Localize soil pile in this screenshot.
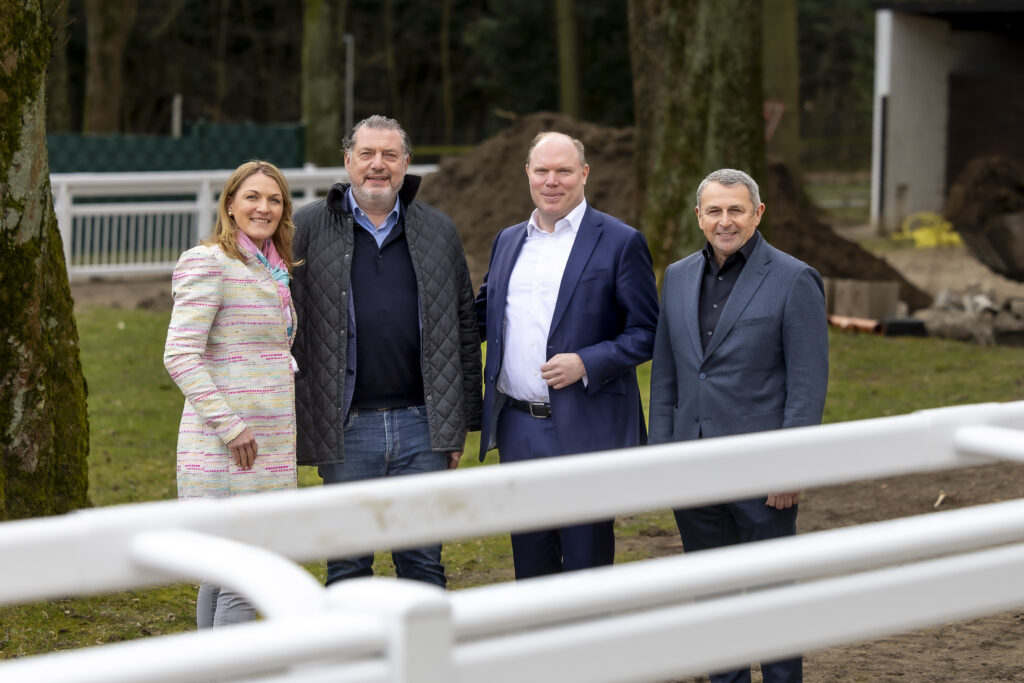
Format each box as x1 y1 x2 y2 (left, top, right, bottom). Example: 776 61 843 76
419 112 931 312
946 156 1024 282
767 162 932 312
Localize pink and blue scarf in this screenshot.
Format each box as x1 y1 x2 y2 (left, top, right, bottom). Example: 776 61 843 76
236 231 293 337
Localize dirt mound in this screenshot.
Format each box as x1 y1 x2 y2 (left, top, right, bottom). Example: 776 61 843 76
419 112 931 313
767 163 932 312
946 156 1024 282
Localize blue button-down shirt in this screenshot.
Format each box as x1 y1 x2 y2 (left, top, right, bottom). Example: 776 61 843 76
346 187 401 248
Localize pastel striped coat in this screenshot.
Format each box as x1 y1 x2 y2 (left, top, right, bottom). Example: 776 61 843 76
164 244 297 499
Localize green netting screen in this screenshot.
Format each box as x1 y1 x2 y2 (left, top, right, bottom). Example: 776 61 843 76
47 122 305 173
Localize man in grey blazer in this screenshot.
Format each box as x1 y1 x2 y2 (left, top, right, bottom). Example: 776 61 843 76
648 168 828 683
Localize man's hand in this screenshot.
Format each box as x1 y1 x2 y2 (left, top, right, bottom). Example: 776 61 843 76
541 353 586 390
766 491 799 510
447 431 467 470
227 427 258 470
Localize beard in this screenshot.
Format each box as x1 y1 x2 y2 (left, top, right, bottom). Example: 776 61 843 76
351 176 404 213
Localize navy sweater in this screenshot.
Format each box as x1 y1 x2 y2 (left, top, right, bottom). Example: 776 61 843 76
350 216 424 409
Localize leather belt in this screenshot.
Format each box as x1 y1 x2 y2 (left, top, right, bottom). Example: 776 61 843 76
504 396 552 418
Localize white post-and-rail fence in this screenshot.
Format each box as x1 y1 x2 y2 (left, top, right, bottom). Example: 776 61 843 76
50 165 438 281
3 402 1024 682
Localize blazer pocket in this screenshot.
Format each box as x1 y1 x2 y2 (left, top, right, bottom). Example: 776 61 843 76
597 375 626 395
737 315 772 327
579 268 611 283
739 409 784 433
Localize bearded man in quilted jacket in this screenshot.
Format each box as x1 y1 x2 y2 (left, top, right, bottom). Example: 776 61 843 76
291 115 482 588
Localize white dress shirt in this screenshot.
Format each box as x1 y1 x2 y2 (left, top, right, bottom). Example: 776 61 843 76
497 200 588 402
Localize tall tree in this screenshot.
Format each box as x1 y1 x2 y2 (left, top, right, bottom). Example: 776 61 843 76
0 0 90 520
629 0 765 276
212 0 230 123
383 0 401 121
556 0 580 119
798 0 874 170
303 0 348 165
439 0 454 146
43 0 70 131
763 0 800 173
82 0 136 132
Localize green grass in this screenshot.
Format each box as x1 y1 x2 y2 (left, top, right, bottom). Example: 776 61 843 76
3 306 1024 658
823 332 1024 422
80 308 181 506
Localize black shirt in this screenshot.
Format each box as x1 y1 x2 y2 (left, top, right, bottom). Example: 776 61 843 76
698 231 761 351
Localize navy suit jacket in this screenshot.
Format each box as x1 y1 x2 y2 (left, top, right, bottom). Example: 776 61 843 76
476 205 659 460
649 234 828 444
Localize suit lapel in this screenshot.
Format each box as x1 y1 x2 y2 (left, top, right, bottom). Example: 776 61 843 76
703 236 771 358
682 256 706 360
550 207 601 336
491 223 529 329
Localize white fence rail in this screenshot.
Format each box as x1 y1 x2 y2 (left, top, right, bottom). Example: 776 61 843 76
3 401 1024 682
51 165 438 280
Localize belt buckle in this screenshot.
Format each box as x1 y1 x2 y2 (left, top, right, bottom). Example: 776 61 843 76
529 402 548 418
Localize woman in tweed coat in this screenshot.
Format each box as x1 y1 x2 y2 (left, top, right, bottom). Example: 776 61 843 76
164 160 298 628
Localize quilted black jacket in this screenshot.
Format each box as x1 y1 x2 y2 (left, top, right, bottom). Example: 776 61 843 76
291 175 482 465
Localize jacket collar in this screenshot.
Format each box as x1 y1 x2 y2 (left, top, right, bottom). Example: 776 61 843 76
326 174 423 214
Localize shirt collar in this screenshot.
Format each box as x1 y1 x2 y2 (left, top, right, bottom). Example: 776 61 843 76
528 199 588 237
701 229 761 267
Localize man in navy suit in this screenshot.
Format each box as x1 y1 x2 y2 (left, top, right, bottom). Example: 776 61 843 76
476 132 659 579
649 168 829 683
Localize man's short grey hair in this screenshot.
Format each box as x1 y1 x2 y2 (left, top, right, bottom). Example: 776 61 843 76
696 168 761 208
526 132 587 167
342 115 412 158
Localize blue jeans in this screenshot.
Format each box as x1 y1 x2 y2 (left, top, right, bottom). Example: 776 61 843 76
318 405 448 588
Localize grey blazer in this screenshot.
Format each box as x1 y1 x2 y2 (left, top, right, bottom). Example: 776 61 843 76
648 234 829 444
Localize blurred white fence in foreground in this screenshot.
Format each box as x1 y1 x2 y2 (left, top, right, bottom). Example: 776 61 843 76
3 401 1024 682
50 165 438 280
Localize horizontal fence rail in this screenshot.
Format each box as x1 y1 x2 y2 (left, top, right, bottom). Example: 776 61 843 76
2 401 1024 682
50 165 439 280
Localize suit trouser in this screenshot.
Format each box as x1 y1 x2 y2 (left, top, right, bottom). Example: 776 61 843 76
674 498 801 683
496 406 615 579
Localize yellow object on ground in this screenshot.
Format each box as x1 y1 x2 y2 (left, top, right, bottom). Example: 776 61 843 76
892 212 962 248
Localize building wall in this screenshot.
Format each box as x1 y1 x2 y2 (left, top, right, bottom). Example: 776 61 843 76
879 12 951 233
873 10 1024 233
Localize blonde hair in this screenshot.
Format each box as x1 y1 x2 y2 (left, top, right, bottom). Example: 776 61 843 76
205 160 298 272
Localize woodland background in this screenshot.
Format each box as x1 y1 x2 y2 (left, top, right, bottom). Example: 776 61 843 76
44 0 874 171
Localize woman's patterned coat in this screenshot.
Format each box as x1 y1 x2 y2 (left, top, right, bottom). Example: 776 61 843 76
164 244 297 499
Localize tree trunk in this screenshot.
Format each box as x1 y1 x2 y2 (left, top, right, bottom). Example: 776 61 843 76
82 0 137 133
0 0 90 520
630 0 766 276
212 0 230 123
43 0 70 131
763 0 800 173
384 0 401 122
303 0 348 166
556 0 580 120
440 0 454 146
